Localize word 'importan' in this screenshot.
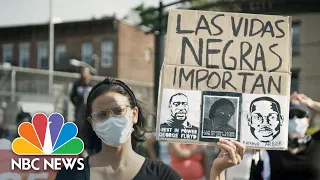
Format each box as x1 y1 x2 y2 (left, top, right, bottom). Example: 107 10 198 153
172 66 283 94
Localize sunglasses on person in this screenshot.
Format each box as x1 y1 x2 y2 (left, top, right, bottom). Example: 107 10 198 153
289 110 308 119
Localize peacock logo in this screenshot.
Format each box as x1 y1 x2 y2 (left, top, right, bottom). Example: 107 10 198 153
12 113 84 155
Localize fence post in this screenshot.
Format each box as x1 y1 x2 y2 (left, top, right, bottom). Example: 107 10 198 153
11 70 16 102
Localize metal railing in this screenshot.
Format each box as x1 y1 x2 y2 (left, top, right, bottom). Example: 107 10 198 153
0 65 155 132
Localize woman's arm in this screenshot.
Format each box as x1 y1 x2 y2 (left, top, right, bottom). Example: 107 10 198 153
146 134 160 160
209 139 246 180
210 169 225 180
168 143 202 159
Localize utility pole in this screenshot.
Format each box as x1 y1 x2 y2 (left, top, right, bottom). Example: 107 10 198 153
48 0 54 94
154 0 164 109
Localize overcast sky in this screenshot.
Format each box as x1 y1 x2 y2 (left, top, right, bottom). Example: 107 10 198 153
0 0 177 27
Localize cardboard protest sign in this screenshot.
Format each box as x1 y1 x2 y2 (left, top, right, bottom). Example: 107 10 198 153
156 9 292 150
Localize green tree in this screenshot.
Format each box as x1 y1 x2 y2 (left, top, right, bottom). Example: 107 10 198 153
187 0 241 12
126 1 240 33
126 3 168 31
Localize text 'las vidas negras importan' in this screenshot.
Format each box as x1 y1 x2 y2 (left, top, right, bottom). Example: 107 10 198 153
163 12 290 95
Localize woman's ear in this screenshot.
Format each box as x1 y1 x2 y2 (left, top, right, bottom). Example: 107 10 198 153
88 117 93 125
132 107 139 124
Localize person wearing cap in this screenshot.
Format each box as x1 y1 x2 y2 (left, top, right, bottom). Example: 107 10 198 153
250 94 320 180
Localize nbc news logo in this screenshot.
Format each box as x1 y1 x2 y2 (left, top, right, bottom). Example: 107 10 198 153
11 113 84 171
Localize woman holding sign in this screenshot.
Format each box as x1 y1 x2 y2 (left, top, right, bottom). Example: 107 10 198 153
55 77 246 180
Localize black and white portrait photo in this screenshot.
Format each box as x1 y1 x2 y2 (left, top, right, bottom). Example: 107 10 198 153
158 88 201 140
241 94 288 149
200 92 241 141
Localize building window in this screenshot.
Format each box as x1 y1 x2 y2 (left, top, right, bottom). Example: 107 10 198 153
55 44 67 64
292 23 300 56
2 44 13 64
101 41 113 68
81 42 93 65
37 42 48 69
19 43 30 67
291 69 300 93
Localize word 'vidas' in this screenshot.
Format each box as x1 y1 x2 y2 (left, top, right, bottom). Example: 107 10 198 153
176 14 286 38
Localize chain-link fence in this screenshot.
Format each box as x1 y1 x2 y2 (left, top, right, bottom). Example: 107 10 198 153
0 65 155 135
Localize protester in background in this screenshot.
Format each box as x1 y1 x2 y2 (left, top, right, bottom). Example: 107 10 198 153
14 111 32 139
250 93 320 180
56 77 246 180
168 143 210 180
70 67 94 125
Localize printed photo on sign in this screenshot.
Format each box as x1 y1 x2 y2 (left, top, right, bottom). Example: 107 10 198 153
200 92 241 142
241 94 289 149
158 88 201 140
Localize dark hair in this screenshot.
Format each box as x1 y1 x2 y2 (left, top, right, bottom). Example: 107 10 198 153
169 93 188 105
249 96 281 115
209 98 235 119
16 112 32 124
82 77 147 153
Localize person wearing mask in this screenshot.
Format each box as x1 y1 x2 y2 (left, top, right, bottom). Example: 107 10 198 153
56 77 246 180
70 67 94 125
250 94 320 180
169 143 210 180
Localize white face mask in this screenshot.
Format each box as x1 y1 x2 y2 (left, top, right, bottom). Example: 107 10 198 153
288 116 308 135
93 113 133 147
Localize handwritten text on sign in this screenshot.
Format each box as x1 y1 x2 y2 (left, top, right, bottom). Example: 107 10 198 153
163 10 291 95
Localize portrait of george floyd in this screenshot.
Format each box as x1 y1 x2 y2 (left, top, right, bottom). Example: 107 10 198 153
158 89 201 140
241 94 288 149
200 92 241 142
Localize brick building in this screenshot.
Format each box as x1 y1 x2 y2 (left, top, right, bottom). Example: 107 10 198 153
0 17 155 83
